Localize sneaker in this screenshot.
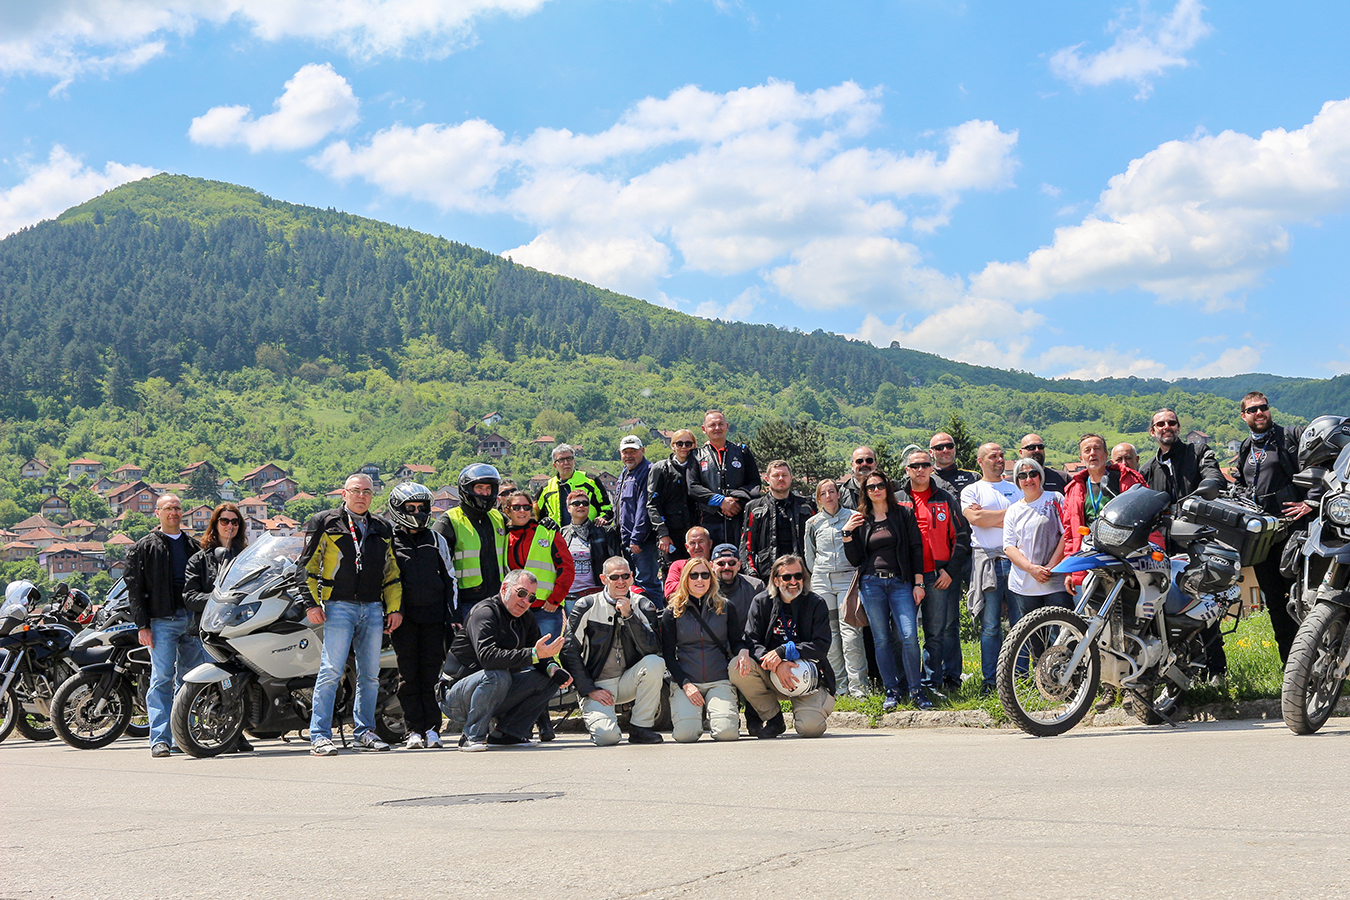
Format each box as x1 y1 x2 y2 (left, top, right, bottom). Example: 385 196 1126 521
458 735 488 752
882 692 901 713
404 731 425 750
151 742 171 758
425 730 443 749
352 731 390 752
911 690 935 711
627 725 664 745
486 733 539 747
758 712 786 739
311 738 338 757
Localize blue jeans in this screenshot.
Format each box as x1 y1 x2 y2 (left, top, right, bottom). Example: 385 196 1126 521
147 609 203 747
858 575 922 697
627 541 662 607
309 601 383 742
979 557 1023 689
532 608 565 644
920 570 960 689
441 668 557 742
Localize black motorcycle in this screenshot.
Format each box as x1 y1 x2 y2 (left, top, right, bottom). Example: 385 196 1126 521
50 579 152 750
0 582 96 744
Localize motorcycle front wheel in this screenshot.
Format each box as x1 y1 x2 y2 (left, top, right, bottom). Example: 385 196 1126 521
171 681 245 758
1282 602 1350 735
0 688 17 743
51 671 133 750
997 606 1100 737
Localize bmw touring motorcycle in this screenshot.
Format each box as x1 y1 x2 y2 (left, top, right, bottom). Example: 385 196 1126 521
997 485 1279 736
0 582 97 744
1281 416 1350 734
170 533 405 757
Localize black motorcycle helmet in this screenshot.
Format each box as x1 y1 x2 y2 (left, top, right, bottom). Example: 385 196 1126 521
388 481 434 531
458 463 502 513
1298 416 1350 469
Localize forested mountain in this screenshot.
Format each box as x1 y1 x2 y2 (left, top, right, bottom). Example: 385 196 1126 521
0 174 1342 502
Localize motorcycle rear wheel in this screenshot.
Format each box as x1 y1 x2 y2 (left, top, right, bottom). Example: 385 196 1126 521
0 688 16 744
14 710 56 741
171 681 245 758
1282 602 1350 735
997 606 1100 737
51 671 133 750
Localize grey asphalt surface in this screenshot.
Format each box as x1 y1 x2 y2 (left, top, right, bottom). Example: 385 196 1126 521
3 719 1348 900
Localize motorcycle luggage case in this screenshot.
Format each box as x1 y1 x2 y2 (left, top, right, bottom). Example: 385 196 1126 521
1178 497 1281 566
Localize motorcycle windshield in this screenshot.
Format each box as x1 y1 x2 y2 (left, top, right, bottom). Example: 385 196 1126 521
1335 444 1350 482
1093 486 1170 555
216 533 307 594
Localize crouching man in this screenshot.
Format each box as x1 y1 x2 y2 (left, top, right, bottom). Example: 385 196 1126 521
439 570 571 751
729 554 836 738
563 557 667 745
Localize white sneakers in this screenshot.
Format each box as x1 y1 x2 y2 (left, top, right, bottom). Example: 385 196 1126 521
352 731 390 752
404 731 425 750
311 738 338 757
425 730 443 749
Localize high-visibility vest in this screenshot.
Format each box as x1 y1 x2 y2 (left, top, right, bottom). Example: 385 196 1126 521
523 523 558 601
447 506 507 589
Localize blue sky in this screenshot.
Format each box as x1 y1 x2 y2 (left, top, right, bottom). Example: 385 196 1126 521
3 1 1349 380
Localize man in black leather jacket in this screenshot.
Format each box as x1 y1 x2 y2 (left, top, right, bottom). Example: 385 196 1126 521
688 410 761 548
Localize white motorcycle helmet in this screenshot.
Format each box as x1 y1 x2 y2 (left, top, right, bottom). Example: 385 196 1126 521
770 658 820 697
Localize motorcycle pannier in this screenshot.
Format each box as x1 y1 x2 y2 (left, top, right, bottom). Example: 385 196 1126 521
1178 497 1281 566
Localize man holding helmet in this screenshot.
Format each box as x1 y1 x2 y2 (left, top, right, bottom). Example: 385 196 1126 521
729 554 835 739
434 464 510 620
387 482 457 749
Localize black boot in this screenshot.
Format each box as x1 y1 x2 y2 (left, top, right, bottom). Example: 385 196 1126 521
743 704 764 738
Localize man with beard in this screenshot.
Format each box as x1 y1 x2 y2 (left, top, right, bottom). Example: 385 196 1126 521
711 543 764 613
741 460 815 579
1019 433 1069 494
1233 392 1312 662
838 446 894 511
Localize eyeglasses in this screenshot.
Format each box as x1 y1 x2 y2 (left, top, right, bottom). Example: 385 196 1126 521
853 456 875 465
606 571 633 580
930 442 955 452
673 440 695 448
688 571 712 581
906 461 932 470
160 506 182 512
1243 403 1269 414
777 572 805 582
218 517 241 527
1015 471 1041 482
568 499 589 507
554 456 575 463
1021 443 1045 452
866 482 888 492
1153 419 1179 428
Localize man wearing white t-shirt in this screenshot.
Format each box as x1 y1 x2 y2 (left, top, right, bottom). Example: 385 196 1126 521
960 443 1022 696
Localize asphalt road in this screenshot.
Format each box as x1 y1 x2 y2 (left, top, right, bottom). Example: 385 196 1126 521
3 719 1348 899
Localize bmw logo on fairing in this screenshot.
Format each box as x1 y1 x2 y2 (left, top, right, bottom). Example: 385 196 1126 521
299 638 309 649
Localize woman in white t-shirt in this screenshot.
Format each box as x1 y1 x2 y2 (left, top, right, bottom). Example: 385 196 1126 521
1002 458 1071 613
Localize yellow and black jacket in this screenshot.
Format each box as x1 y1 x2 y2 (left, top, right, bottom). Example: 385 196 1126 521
298 507 402 613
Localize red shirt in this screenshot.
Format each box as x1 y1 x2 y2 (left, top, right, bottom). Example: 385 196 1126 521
910 486 936 572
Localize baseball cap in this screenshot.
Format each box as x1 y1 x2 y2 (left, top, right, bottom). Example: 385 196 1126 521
619 435 644 450
711 543 739 560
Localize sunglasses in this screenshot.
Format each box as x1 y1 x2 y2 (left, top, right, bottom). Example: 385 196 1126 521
777 572 805 582
930 442 955 452
1243 403 1269 414
853 456 875 465
568 499 590 507
403 503 428 512
1015 471 1041 482
509 503 533 511
906 461 932 470
688 571 712 581
866 482 888 492
713 559 738 567
673 440 695 448
218 517 241 527
606 572 633 580
1021 443 1045 452
1153 419 1179 428
511 588 533 599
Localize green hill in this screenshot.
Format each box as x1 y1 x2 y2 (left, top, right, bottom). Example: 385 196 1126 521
0 174 1341 508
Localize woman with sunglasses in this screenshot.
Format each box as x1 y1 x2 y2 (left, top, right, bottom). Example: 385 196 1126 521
504 490 575 740
1002 458 1071 613
842 471 931 711
645 428 700 568
183 502 251 752
562 488 617 614
660 558 744 742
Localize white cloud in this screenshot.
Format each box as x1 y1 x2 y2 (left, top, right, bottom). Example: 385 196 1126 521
1040 182 1062 197
189 63 359 152
0 0 553 87
1049 0 1212 99
767 236 963 311
695 286 762 322
970 97 1350 308
310 80 1018 300
0 145 159 237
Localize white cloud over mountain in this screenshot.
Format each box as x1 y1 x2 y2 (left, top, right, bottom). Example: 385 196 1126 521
0 146 158 238
189 63 359 152
1049 0 1212 100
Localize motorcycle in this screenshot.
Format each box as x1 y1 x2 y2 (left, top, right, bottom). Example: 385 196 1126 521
50 579 153 749
170 533 406 757
997 484 1279 736
1281 417 1350 734
0 582 99 744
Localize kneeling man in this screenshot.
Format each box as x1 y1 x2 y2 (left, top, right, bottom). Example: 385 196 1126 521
563 557 667 745
440 570 571 751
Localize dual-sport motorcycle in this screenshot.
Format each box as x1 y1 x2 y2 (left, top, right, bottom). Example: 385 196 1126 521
0 581 97 744
1281 416 1350 734
997 484 1280 736
170 533 406 757
50 578 153 749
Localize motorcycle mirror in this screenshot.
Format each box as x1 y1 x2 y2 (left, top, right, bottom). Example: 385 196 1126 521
54 583 69 598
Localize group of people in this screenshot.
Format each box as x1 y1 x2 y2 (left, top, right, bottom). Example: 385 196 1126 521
123 393 1315 755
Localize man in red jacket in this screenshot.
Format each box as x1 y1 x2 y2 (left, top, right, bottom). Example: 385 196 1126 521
1061 433 1148 590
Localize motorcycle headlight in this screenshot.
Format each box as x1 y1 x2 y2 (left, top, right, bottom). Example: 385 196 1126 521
1093 519 1134 551
1326 494 1350 527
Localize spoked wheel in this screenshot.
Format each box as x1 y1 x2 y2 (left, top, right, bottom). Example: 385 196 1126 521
997 606 1100 737
0 688 17 744
51 671 134 750
170 681 245 758
1282 602 1350 735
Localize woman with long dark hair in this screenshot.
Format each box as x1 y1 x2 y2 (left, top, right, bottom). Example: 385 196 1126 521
842 471 931 711
184 502 250 751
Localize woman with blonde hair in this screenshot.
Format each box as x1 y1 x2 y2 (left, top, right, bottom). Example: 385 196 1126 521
659 556 744 742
